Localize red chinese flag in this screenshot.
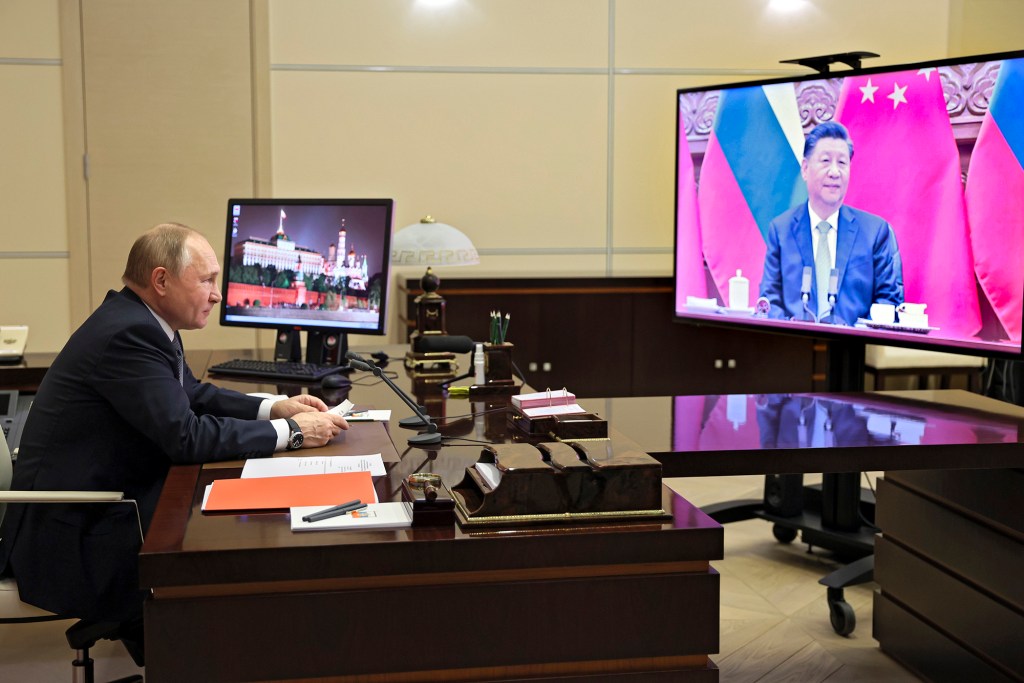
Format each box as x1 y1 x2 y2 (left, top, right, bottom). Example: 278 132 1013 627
836 69 981 339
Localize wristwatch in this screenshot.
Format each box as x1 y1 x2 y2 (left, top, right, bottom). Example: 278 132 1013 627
284 418 304 451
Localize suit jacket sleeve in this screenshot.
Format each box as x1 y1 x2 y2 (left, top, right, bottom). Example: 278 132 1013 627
90 322 277 463
759 219 787 319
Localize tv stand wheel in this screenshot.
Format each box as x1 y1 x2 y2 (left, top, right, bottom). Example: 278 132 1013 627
772 524 798 544
827 594 856 636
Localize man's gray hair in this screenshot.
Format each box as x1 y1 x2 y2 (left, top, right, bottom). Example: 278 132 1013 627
122 222 198 288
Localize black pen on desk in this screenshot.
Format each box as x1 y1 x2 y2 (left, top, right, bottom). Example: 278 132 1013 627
301 498 361 523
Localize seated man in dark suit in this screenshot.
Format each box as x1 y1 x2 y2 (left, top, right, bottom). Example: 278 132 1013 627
759 121 901 324
0 223 350 664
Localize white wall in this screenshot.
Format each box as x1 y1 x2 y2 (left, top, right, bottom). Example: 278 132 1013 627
3 0 1022 351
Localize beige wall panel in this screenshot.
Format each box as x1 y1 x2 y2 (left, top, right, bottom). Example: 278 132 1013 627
271 71 608 251
615 0 951 69
0 65 67 252
612 74 751 252
611 252 672 276
0 0 60 57
0 259 69 353
270 0 608 68
948 0 1024 56
181 320 273 353
79 0 256 329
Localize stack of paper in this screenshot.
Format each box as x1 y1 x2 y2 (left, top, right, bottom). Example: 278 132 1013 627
512 389 587 417
512 389 576 409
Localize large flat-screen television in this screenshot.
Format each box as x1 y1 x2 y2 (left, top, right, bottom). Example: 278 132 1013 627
220 198 394 363
674 50 1024 359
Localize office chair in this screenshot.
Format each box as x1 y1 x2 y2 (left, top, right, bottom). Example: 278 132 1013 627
0 432 144 683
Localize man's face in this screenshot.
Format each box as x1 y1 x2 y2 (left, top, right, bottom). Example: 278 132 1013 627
163 237 222 330
801 137 851 216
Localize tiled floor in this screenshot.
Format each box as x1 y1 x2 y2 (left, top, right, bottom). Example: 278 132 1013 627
0 472 916 682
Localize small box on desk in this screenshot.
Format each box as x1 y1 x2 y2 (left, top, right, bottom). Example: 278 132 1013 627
400 473 456 526
507 408 608 439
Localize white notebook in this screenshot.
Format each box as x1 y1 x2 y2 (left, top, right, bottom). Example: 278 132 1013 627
290 502 413 532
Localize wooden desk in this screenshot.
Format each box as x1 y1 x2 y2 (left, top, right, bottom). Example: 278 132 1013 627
595 390 1024 682
138 349 724 682
0 352 55 392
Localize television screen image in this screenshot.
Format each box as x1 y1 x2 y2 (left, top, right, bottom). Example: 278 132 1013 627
674 50 1024 357
220 198 393 340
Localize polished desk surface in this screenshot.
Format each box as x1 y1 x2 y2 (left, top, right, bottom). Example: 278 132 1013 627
141 346 722 588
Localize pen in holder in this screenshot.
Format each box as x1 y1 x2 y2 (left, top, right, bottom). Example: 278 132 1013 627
483 342 514 385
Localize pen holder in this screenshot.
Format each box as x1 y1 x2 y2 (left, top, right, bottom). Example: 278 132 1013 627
484 343 514 385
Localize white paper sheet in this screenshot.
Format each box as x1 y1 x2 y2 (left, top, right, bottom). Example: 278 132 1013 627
241 454 386 478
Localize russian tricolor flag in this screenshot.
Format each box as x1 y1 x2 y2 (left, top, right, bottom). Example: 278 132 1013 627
697 84 807 301
966 58 1024 343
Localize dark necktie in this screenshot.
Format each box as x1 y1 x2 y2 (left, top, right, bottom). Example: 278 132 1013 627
815 221 832 316
173 334 184 387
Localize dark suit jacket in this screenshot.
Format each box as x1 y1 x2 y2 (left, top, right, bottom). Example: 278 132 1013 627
759 204 900 324
0 288 277 622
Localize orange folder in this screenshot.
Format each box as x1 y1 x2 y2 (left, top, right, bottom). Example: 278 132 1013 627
203 471 377 513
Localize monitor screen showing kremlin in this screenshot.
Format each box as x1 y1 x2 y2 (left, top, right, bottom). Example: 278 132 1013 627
219 198 393 337
673 49 1024 358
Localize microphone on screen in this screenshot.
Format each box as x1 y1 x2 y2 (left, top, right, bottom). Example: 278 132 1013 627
801 266 815 322
826 268 842 325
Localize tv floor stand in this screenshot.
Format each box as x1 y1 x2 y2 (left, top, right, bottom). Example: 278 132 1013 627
700 338 875 636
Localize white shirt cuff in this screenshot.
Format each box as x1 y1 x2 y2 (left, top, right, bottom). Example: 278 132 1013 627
270 418 289 452
259 398 290 452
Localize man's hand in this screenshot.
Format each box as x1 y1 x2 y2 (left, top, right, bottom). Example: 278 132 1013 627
270 394 329 419
290 411 349 448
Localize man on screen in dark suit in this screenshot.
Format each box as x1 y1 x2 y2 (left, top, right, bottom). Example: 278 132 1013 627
0 223 349 665
759 121 901 324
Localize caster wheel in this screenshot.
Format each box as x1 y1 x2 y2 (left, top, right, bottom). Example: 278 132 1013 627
828 599 856 636
772 524 798 543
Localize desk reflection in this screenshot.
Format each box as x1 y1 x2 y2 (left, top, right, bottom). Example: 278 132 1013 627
673 392 1020 453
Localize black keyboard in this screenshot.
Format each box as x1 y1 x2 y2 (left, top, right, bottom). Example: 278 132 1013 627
207 359 347 382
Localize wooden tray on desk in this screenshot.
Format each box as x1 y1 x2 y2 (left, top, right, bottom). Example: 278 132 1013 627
204 420 400 469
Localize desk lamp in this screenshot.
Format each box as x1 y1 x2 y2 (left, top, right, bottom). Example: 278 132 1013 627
391 216 479 348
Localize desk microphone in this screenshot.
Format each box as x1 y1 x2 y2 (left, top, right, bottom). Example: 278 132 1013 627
345 350 430 428
800 266 815 322
345 352 441 444
826 268 840 323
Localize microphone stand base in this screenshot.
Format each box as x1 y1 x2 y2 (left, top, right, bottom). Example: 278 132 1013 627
407 431 443 445
399 415 432 429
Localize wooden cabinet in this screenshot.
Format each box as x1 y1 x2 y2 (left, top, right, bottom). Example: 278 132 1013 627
401 277 822 397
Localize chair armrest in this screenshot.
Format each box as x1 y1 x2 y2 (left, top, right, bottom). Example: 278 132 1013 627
0 491 124 503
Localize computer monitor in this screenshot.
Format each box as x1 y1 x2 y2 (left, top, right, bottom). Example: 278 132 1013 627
674 49 1024 360
220 198 394 364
